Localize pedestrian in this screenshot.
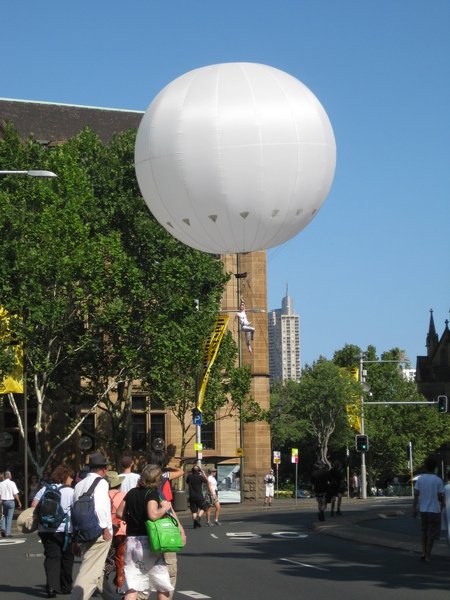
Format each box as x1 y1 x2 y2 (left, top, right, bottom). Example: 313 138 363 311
350 472 358 498
442 470 450 547
150 440 184 503
119 456 141 493
311 461 330 522
29 474 40 505
150 440 184 599
329 460 345 516
71 452 113 600
0 470 22 537
115 463 186 600
263 469 275 507
206 468 221 526
186 465 208 528
0 472 4 535
412 455 444 562
105 470 127 592
31 464 75 598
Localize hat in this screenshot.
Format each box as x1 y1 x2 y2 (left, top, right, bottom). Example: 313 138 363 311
88 452 109 468
105 470 122 489
16 507 39 534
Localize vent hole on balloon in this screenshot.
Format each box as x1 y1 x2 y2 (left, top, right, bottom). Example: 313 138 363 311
271 210 279 217
240 212 249 219
208 215 218 222
182 218 191 226
296 208 304 216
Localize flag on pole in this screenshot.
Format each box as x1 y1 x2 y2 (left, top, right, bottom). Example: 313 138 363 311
341 366 361 433
197 314 229 411
0 306 24 394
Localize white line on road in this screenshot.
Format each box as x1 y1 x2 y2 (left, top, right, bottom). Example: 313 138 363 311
280 558 330 571
178 591 211 599
0 538 26 546
272 531 309 539
226 532 261 539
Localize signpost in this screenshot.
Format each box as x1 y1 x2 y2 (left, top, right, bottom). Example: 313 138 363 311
291 448 299 503
273 451 281 497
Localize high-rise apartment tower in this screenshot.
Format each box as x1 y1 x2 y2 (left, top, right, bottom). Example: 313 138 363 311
268 287 301 384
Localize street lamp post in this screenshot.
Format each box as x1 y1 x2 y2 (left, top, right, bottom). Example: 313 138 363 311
0 170 57 178
1 167 57 506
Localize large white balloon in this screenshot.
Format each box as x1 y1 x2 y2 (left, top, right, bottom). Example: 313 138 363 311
135 62 336 254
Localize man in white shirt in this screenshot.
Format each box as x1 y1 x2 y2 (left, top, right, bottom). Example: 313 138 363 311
119 456 140 493
413 456 444 562
71 452 112 600
0 470 22 537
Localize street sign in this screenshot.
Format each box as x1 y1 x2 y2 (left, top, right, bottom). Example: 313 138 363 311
192 408 202 426
273 451 281 464
291 448 298 464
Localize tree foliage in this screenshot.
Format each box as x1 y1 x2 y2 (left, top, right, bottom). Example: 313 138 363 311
270 343 450 486
0 123 244 471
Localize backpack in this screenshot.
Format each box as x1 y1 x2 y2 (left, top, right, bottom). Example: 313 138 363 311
72 477 103 543
37 484 68 530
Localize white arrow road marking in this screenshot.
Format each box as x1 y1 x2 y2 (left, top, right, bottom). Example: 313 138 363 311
272 531 309 539
226 532 261 539
281 558 330 571
178 592 211 599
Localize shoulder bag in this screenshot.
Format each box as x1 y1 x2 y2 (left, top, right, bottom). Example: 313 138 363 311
145 489 184 553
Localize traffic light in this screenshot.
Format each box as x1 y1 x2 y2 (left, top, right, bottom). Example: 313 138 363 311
437 395 448 413
355 434 369 452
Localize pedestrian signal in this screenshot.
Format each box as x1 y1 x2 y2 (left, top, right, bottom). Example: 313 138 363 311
355 434 369 453
437 395 448 413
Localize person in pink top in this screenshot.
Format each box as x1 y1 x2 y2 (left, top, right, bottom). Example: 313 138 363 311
106 471 127 591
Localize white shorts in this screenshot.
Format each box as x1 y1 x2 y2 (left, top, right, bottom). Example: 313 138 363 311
265 484 274 497
123 535 174 594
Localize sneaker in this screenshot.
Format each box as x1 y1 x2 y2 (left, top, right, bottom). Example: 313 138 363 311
336 510 342 516
214 520 221 526
193 520 198 529
206 522 213 527
195 518 202 528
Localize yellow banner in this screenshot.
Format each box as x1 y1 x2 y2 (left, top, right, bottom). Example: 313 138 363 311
345 403 362 433
341 367 361 432
197 314 229 411
0 307 24 394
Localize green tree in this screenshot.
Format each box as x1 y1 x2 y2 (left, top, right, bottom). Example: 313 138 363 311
362 348 450 485
270 359 358 471
0 124 243 472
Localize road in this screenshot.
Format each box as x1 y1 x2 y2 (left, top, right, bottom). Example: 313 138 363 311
1 499 449 599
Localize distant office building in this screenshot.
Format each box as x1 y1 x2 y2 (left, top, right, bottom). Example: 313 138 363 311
401 368 416 382
268 287 301 384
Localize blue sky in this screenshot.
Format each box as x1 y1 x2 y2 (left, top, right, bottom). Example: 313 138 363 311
2 0 449 367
